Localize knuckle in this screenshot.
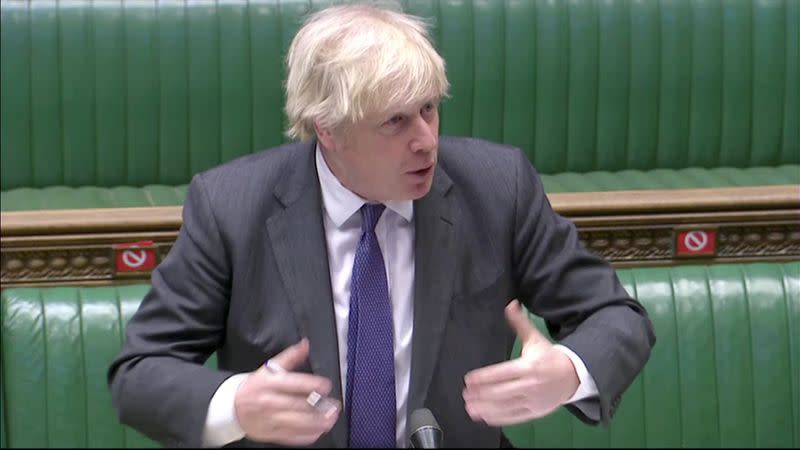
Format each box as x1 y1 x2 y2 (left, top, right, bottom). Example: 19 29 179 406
521 358 536 373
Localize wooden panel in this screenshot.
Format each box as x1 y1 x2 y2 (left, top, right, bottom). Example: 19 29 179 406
2 185 798 287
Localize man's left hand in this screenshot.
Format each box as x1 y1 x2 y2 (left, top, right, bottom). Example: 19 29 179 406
462 299 580 426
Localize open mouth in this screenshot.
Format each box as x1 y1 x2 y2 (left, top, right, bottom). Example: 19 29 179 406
408 164 434 177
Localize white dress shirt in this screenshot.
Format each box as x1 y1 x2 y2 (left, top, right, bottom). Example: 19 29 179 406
202 146 599 447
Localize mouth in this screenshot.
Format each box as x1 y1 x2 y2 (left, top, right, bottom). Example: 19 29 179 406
407 163 435 177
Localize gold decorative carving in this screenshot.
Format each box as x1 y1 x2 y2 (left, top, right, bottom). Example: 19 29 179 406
2 185 798 287
717 225 800 257
1 247 113 284
579 229 673 261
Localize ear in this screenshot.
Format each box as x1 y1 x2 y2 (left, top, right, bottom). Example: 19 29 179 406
314 121 337 152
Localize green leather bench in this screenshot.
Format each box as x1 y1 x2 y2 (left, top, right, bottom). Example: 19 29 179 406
2 261 798 448
2 0 797 211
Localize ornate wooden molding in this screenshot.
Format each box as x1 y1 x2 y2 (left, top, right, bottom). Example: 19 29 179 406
576 220 800 268
3 185 798 287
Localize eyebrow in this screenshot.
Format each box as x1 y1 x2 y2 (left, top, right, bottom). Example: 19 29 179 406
385 99 438 116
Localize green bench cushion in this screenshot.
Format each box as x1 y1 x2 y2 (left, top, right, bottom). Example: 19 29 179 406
2 261 798 447
0 285 158 448
2 0 798 193
505 261 800 448
543 164 799 193
1 185 188 211
2 165 797 211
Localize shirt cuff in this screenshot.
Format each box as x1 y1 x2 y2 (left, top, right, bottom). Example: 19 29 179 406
202 373 249 447
552 344 599 404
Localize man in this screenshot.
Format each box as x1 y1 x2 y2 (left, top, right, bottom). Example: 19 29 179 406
108 3 655 448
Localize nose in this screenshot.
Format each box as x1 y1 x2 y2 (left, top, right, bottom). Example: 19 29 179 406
409 115 437 153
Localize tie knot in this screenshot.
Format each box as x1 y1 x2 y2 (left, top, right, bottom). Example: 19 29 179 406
360 203 385 233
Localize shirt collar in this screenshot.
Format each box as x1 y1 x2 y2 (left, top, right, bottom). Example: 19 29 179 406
315 144 414 228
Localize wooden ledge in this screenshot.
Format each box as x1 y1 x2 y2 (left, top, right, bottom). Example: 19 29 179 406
550 184 799 216
2 185 797 235
1 206 183 236
2 185 798 287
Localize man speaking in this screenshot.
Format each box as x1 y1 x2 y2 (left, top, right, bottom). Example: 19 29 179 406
107 2 655 447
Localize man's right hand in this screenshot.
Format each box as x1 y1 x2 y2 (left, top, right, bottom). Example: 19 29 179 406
233 338 341 445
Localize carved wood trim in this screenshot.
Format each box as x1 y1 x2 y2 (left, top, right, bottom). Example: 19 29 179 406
3 185 798 288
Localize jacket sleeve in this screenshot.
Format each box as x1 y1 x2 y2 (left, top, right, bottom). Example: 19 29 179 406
510 149 656 425
107 173 236 447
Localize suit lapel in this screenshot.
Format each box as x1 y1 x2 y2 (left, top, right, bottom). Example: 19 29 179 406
407 167 458 418
265 142 347 447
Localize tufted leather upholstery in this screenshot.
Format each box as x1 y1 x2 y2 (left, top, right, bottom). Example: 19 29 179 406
1 0 797 210
505 261 800 448
1 261 798 447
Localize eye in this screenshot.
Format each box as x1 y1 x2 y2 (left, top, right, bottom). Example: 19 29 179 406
421 101 437 117
384 115 405 127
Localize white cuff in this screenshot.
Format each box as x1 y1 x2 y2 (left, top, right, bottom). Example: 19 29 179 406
202 373 249 447
553 344 599 403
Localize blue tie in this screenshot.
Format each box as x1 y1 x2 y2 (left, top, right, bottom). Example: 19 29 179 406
345 203 396 448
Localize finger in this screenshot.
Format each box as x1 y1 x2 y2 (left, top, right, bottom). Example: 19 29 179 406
467 400 552 427
266 372 333 397
262 391 333 412
270 338 311 372
504 300 544 344
262 412 338 446
271 409 339 435
279 421 339 447
462 376 532 403
464 397 526 423
281 430 331 446
463 376 568 424
464 358 530 386
463 388 527 413
272 392 342 419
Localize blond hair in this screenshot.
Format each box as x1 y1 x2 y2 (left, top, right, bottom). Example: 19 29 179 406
284 1 450 141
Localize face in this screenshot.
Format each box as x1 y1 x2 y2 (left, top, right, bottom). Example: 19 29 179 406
316 99 439 202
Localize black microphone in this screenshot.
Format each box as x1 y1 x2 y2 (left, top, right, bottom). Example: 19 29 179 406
408 408 443 448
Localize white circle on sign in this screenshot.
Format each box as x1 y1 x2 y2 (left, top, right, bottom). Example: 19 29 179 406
122 249 148 268
684 231 709 252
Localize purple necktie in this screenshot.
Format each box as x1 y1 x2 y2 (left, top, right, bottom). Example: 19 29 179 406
345 203 396 448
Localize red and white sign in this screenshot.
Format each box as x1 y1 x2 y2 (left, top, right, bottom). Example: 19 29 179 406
114 241 157 272
676 230 716 256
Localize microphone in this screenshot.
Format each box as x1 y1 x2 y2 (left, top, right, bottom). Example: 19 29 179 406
408 408 443 448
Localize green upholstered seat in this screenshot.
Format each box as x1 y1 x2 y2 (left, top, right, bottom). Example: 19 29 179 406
2 261 798 447
1 0 797 211
505 261 800 448
0 284 159 448
0 185 189 211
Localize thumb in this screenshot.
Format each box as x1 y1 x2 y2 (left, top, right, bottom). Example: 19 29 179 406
505 299 545 345
269 338 310 372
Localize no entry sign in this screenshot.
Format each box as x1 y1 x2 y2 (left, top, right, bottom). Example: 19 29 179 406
676 229 716 257
114 241 157 272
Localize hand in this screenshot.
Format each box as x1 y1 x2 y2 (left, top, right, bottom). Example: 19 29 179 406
234 338 341 445
462 299 580 426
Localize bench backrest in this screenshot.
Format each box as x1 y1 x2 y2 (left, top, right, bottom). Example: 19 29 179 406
2 0 798 191
1 261 798 447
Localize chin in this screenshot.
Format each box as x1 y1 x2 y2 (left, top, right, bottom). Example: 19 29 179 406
407 181 433 200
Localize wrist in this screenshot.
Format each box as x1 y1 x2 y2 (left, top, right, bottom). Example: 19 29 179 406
549 346 580 403
204 373 248 447
560 353 580 402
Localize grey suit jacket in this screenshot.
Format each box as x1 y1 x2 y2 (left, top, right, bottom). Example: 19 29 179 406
108 137 655 448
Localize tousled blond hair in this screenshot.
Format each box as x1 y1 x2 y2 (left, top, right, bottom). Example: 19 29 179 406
284 1 450 141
